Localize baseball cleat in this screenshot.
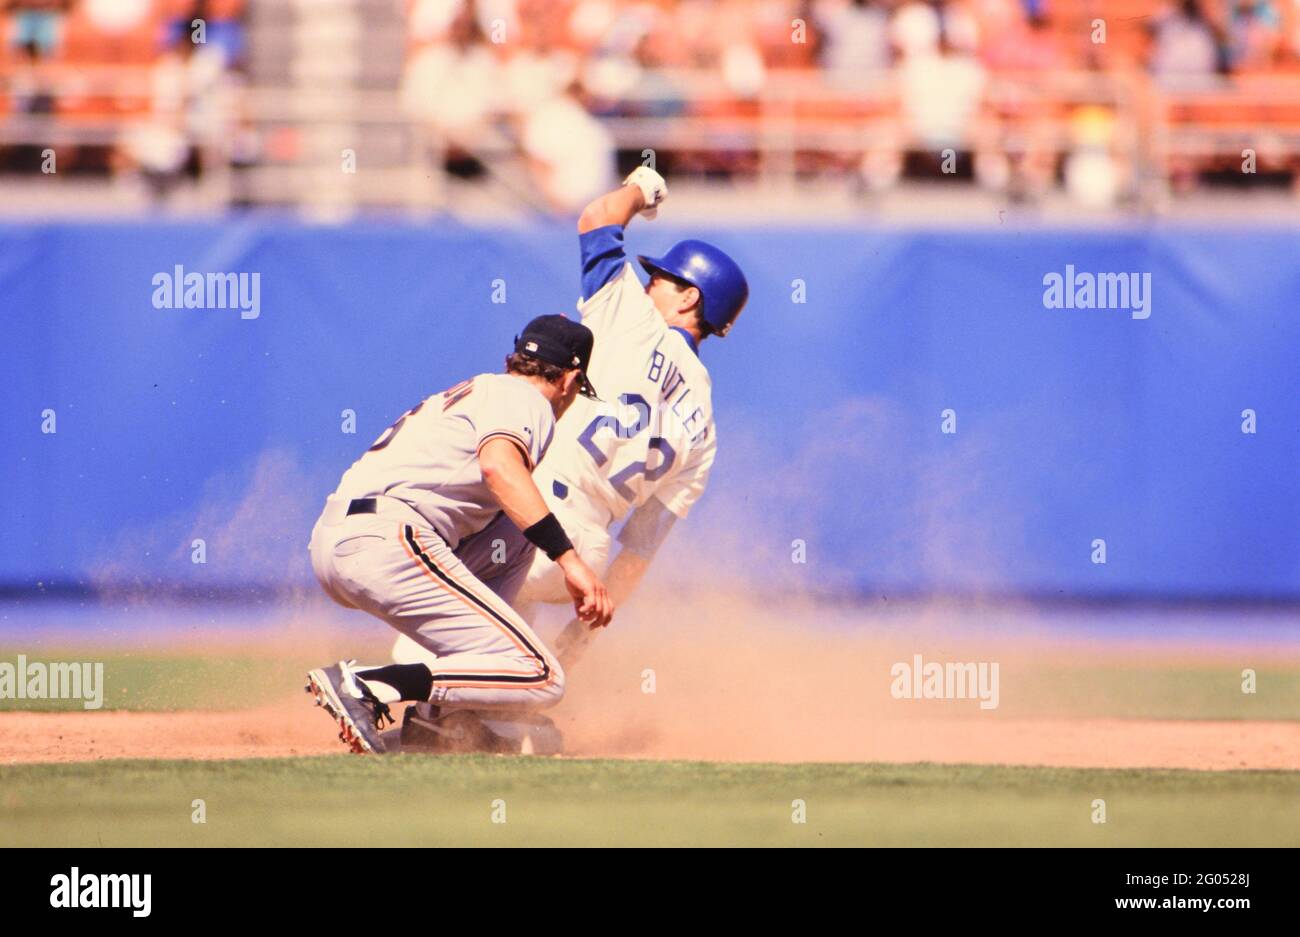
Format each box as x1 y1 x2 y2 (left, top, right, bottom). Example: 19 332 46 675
305 661 393 754
396 704 564 755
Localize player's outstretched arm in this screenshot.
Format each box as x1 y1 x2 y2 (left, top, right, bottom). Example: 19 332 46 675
604 548 652 607
577 184 644 234
552 549 651 669
480 438 613 627
577 167 667 233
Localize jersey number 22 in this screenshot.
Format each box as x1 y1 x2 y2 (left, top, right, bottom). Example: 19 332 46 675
577 393 675 499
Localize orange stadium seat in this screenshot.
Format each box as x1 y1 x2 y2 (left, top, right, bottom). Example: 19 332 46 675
60 7 161 65
51 5 160 121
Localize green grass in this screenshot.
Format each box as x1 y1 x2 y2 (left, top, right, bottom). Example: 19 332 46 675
1003 666 1300 721
0 653 319 712
1 757 1297 847
3 650 1295 847
4 652 1296 720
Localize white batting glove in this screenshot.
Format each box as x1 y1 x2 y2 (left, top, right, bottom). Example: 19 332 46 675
623 165 667 219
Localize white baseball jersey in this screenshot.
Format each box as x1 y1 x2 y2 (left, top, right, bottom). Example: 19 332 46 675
333 372 555 548
535 261 717 528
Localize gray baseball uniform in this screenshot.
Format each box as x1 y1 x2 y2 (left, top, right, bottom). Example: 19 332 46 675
309 372 565 710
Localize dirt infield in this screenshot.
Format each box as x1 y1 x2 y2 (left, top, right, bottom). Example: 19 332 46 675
0 704 339 764
2 702 1296 770
568 714 1300 770
3 592 1296 770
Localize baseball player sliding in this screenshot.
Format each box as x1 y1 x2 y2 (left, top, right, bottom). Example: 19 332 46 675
305 315 613 754
392 165 749 679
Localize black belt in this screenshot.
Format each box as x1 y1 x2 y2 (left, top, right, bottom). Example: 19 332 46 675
346 498 378 516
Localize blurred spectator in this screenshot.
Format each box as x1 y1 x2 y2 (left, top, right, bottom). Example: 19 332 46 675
1063 105 1125 209
977 8 1063 202
982 1 1059 71
9 37 55 114
894 4 986 151
720 41 766 97
521 88 615 209
83 0 150 33
815 0 891 74
1150 0 1228 82
891 0 943 58
401 8 501 153
3 0 73 58
116 30 231 201
1227 0 1283 70
162 1 248 69
6 37 56 172
402 0 615 206
5 0 1300 210
500 30 579 112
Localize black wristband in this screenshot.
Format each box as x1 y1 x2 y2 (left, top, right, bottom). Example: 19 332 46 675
523 513 574 561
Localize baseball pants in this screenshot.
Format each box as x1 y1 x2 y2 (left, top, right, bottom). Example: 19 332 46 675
389 493 611 666
310 495 564 710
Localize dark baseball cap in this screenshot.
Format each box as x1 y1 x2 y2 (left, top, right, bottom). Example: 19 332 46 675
514 314 599 400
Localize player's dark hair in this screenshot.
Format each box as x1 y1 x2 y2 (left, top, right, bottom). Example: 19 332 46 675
654 271 711 337
505 352 568 384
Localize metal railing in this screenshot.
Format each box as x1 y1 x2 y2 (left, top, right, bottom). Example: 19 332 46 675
4 63 1300 212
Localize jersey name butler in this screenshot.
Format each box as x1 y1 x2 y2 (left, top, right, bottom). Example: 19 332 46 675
648 347 710 446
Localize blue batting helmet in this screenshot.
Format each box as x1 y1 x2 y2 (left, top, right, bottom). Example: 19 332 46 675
638 240 749 337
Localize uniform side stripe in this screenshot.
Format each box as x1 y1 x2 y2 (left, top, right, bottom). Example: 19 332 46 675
402 525 552 686
399 526 535 661
412 524 545 648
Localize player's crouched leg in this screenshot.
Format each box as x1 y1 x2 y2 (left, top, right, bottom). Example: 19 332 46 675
308 495 370 609
399 524 568 712
310 498 567 711
389 509 546 678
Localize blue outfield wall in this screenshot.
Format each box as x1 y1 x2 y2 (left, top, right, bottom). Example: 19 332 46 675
2 219 1299 600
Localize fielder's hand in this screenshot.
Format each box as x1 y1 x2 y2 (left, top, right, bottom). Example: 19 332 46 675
623 166 667 219
556 551 614 629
